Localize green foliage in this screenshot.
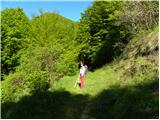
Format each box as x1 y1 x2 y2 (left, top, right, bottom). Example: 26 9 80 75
1 8 30 78
76 1 158 68
1 70 49 103
30 12 77 47
51 61 158 119
20 12 79 80
26 71 49 93
120 1 158 33
17 46 62 74
76 1 127 68
114 27 158 78
51 28 158 118
1 1 158 119
1 71 27 103
55 49 79 76
1 10 79 104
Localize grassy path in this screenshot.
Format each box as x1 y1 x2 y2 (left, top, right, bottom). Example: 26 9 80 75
51 65 120 96
50 64 158 119
2 64 158 119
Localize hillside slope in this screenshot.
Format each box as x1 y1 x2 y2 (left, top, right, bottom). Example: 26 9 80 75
52 27 158 94
1 27 158 118
51 27 159 118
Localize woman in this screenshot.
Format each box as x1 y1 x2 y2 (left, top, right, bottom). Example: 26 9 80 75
79 61 86 88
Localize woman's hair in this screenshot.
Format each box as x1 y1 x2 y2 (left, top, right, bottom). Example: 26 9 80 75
78 63 81 69
80 61 84 65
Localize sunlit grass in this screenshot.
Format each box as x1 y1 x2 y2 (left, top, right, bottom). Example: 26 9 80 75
51 65 119 96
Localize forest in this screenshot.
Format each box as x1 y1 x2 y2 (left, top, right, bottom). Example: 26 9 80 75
1 1 159 119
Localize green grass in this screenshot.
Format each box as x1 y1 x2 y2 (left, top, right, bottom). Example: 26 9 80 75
51 65 120 96
2 61 158 118
47 28 159 118
49 61 158 119
2 28 158 119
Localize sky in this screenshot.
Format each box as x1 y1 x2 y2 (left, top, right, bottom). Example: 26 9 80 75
1 0 93 21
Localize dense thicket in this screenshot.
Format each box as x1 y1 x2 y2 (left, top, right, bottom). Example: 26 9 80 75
20 12 79 77
76 1 158 68
120 1 158 33
1 8 30 79
1 11 79 102
76 1 124 68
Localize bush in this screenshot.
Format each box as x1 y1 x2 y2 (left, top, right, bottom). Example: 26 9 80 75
55 49 79 76
26 71 49 93
1 72 27 103
1 71 49 103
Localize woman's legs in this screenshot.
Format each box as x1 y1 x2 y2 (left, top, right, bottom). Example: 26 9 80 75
80 75 84 88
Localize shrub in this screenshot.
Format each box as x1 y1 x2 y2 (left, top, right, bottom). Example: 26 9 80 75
26 71 49 93
1 72 27 103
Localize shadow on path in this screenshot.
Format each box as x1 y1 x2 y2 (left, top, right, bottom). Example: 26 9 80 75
2 90 90 119
85 78 159 119
2 78 159 119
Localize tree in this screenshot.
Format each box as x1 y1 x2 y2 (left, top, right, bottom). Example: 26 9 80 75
1 8 30 79
76 1 158 69
76 1 125 68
